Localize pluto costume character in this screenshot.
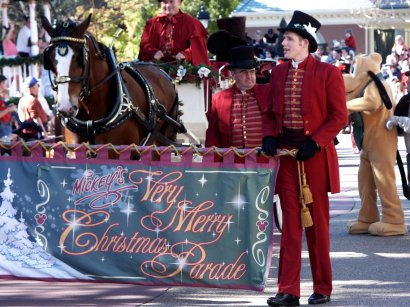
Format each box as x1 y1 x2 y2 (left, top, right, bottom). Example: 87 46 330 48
344 53 407 236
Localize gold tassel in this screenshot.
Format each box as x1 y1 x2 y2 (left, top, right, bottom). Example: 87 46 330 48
301 162 313 205
300 206 313 228
297 160 314 228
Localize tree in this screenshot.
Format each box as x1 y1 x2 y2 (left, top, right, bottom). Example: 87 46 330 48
7 0 242 61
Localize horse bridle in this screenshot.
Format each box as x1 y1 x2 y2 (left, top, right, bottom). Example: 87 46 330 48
47 34 92 100
46 28 188 146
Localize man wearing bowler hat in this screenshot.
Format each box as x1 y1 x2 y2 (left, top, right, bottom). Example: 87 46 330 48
260 11 347 306
205 46 269 148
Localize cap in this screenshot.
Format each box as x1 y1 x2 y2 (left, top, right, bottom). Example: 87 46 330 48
25 77 39 88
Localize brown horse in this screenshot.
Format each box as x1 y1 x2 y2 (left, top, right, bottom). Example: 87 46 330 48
42 15 187 149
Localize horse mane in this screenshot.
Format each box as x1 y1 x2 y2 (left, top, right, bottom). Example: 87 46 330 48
87 34 106 60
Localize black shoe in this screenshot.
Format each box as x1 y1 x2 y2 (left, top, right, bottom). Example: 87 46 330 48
267 293 300 306
308 292 331 304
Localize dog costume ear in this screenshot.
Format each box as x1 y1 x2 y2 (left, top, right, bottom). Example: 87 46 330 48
367 70 392 110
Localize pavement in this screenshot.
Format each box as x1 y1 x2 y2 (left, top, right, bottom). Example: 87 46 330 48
1 133 409 307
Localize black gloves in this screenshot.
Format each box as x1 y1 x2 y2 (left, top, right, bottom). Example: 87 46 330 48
261 136 278 156
296 138 320 161
262 136 319 159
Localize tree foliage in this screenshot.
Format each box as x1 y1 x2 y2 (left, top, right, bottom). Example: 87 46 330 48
6 0 241 61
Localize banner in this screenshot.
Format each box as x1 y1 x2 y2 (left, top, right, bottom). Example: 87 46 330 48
0 144 279 291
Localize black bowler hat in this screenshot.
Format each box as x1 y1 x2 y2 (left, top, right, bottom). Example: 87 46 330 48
278 10 321 53
226 46 257 70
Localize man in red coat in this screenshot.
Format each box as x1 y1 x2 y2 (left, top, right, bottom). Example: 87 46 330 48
138 0 210 66
260 11 347 306
205 46 269 148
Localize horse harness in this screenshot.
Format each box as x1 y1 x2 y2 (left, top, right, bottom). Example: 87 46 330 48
44 29 187 146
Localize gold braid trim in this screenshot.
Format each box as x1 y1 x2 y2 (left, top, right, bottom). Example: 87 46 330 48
50 36 86 44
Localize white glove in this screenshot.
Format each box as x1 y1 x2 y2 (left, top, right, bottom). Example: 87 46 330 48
386 116 398 130
386 115 410 132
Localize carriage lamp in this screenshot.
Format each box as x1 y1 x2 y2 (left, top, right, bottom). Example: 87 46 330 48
197 6 210 29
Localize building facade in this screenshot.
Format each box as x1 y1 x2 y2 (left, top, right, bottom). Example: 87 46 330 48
232 0 410 59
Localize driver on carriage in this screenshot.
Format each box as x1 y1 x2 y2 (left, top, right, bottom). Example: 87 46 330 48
138 0 210 66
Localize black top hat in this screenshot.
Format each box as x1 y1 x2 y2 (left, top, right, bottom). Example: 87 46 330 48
278 10 321 53
217 17 246 40
207 17 248 62
226 46 257 70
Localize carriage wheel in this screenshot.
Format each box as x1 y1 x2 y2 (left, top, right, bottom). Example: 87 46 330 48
273 194 282 233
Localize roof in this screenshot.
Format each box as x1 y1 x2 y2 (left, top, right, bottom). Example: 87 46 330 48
232 0 410 28
233 0 406 13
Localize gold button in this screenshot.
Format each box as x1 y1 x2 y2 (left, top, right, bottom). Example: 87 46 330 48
244 136 247 139
294 78 297 82
305 120 309 124
305 131 309 135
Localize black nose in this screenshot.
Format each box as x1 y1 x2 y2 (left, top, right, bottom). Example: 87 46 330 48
69 105 79 117
60 105 78 118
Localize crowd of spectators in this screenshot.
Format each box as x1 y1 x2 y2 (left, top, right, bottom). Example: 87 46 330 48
249 28 279 60
312 31 409 102
309 29 409 152
383 34 409 102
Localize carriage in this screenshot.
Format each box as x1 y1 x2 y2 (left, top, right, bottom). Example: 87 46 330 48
37 14 276 150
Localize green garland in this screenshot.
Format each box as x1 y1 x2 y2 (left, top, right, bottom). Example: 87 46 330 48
0 54 43 68
156 60 218 86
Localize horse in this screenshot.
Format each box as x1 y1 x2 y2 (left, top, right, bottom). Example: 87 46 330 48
41 14 188 153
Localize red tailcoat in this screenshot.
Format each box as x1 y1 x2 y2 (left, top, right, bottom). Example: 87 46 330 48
205 84 270 148
260 55 347 297
260 55 347 193
138 11 210 66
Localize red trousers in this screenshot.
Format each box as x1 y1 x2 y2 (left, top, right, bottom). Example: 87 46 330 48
275 150 332 297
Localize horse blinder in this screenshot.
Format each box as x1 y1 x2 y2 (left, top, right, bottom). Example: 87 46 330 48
43 46 55 71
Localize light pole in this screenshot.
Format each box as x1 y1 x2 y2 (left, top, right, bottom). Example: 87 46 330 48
197 6 210 29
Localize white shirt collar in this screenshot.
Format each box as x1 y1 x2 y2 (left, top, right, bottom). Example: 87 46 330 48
292 59 302 69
